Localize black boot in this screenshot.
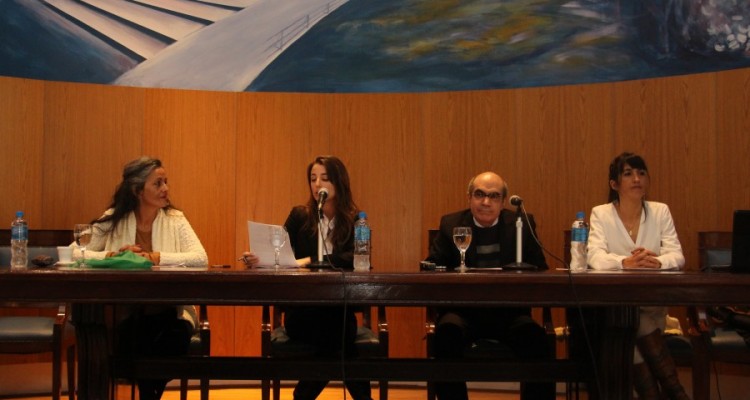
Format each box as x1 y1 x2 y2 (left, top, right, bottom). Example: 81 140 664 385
637 330 690 400
293 380 328 400
345 380 373 400
632 362 660 400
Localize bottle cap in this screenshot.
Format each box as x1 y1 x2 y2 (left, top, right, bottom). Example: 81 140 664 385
358 211 367 219
16 211 23 218
576 211 585 219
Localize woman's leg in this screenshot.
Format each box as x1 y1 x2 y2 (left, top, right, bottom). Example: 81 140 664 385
119 308 192 400
636 307 689 400
632 361 660 399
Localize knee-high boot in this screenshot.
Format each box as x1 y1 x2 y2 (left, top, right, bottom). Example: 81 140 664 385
632 362 660 400
636 330 690 400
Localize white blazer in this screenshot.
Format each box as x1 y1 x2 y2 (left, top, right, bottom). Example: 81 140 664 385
587 201 685 271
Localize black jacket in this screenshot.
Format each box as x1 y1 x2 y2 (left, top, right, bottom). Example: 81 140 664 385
426 208 547 270
284 205 354 269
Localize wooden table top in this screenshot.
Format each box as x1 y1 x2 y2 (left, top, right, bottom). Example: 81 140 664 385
1 267 747 306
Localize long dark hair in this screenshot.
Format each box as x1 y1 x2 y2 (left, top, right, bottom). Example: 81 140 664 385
303 155 358 249
92 156 175 235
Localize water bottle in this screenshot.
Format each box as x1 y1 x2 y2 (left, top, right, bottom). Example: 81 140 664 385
11 211 29 270
354 211 371 271
570 211 589 273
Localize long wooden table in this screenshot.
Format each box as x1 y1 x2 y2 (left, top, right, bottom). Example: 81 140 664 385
2 267 747 400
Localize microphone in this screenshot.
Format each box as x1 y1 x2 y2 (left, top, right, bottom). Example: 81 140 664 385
509 195 523 207
311 187 333 270
503 194 537 271
317 188 329 211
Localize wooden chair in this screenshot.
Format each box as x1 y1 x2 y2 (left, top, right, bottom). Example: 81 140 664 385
0 229 76 400
687 231 750 400
185 305 211 400
260 304 389 400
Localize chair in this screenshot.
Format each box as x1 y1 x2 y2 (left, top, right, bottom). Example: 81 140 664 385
0 229 76 400
424 229 568 400
687 231 750 400
260 303 389 400
111 304 211 400
185 304 211 400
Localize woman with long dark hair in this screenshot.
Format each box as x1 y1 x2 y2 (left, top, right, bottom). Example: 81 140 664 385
242 155 371 400
85 156 208 400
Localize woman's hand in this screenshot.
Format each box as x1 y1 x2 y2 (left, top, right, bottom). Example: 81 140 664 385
622 247 662 269
118 244 143 253
240 251 260 268
107 247 160 264
296 257 311 267
138 252 160 265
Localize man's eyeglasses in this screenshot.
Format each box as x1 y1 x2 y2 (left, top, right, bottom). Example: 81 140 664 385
472 189 503 201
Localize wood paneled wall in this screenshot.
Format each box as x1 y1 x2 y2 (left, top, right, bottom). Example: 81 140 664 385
1 68 749 360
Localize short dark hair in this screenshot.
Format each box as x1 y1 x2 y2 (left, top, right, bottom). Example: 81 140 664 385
608 152 649 203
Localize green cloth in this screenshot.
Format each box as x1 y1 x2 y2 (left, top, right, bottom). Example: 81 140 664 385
84 250 153 270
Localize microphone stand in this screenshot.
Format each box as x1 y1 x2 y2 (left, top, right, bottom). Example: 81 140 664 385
309 202 332 271
502 204 538 271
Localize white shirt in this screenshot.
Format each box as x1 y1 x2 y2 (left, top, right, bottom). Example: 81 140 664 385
587 201 685 271
321 214 335 255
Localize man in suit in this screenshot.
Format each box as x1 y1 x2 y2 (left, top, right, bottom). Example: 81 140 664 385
425 171 555 400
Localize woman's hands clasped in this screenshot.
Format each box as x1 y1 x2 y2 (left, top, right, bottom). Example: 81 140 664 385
115 244 160 265
622 247 662 269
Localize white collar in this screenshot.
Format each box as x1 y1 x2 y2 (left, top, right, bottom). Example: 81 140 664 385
473 216 499 228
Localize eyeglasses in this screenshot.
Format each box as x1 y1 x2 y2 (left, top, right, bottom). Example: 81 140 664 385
472 189 503 201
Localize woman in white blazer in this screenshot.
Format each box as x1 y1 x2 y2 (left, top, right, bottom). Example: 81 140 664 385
588 152 689 400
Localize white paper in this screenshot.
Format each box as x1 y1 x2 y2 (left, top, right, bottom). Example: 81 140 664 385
247 221 298 268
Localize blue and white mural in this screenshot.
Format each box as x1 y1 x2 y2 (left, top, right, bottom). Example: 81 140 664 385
2 0 749 92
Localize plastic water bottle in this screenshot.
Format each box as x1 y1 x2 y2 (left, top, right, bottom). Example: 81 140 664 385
570 211 589 273
11 211 29 270
354 211 371 271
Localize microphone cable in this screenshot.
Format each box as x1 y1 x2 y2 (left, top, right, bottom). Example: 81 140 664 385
518 205 603 398
314 215 350 400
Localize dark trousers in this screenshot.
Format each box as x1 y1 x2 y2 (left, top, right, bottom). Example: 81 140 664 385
433 308 556 400
285 306 372 400
117 307 193 400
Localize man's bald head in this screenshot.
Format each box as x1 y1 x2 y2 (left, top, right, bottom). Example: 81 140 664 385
467 172 507 227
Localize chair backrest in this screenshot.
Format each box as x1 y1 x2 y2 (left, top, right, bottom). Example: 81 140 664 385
698 231 732 270
0 229 73 246
0 230 73 266
427 229 438 257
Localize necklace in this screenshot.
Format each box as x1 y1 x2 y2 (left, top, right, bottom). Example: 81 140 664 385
625 223 637 238
616 203 641 239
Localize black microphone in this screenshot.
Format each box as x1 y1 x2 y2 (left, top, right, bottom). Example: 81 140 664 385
317 188 329 211
509 195 523 207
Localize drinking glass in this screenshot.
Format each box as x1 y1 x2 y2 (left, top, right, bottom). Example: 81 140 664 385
269 226 287 268
452 226 472 272
74 224 93 267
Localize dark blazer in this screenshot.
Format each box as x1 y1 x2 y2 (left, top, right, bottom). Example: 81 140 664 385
284 205 354 269
426 208 548 270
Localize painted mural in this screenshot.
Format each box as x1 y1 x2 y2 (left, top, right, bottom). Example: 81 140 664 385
1 0 749 93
